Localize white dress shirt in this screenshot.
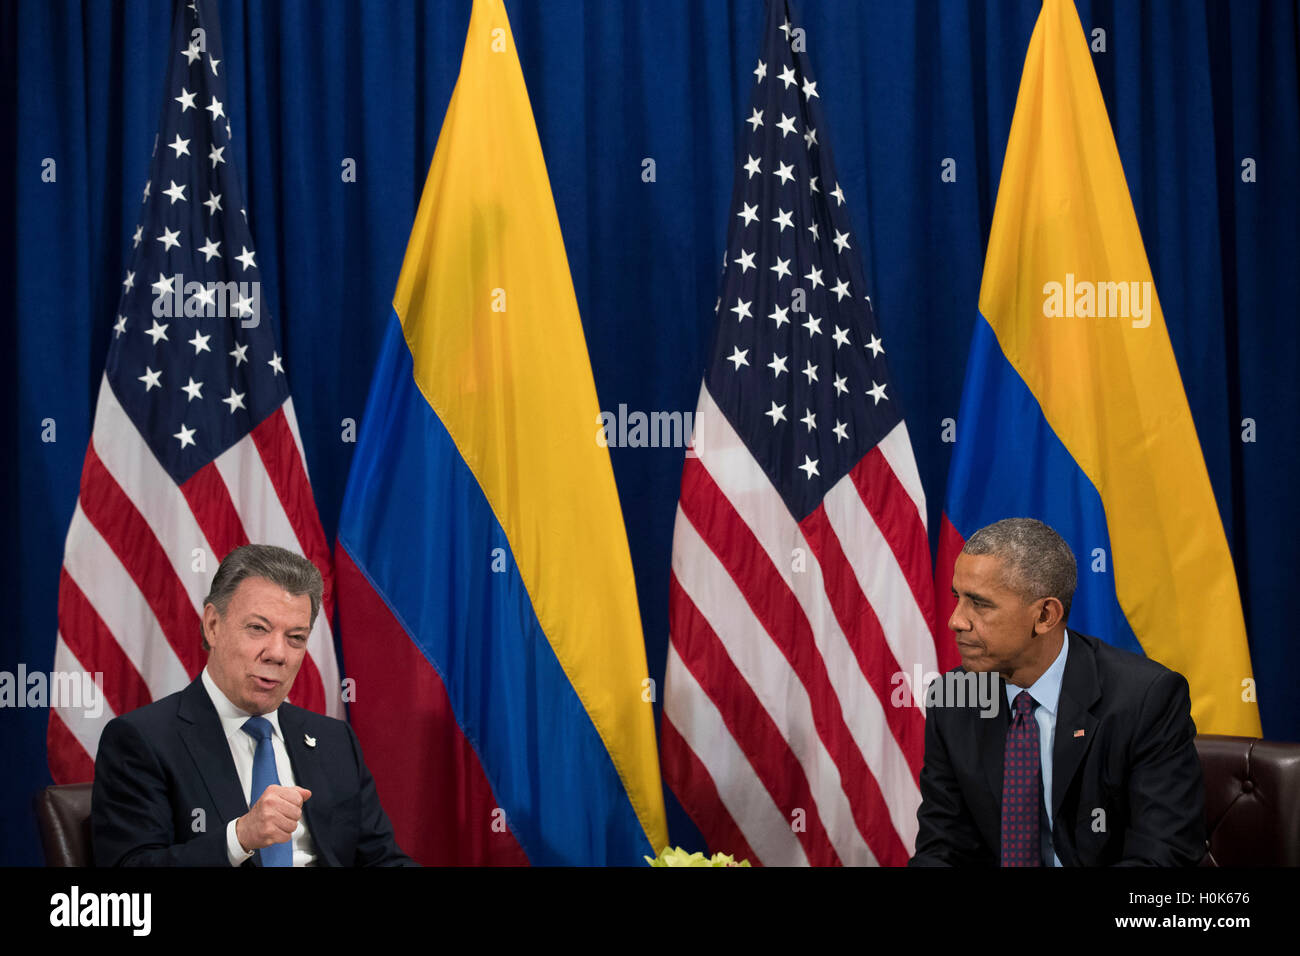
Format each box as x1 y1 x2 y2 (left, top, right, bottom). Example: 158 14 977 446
200 667 318 866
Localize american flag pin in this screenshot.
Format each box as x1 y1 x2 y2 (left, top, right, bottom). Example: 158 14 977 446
304 734 317 748
1074 729 1086 738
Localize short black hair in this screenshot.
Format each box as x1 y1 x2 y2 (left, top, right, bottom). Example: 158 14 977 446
961 518 1077 621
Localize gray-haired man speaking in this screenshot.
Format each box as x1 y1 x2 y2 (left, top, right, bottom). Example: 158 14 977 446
92 544 414 866
909 518 1205 866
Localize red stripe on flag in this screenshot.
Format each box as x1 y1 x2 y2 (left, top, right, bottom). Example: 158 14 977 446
933 513 965 673
79 444 204 678
848 448 942 642
659 713 761 868
57 569 152 718
669 573 842 866
336 544 528 864
288 647 326 714
798 504 926 780
47 711 95 785
250 408 335 612
180 462 250 562
678 458 909 865
180 450 326 714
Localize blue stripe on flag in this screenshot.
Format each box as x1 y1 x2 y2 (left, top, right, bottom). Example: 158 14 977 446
337 311 653 864
946 318 1141 655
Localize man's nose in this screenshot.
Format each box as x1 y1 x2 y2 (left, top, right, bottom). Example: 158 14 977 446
948 607 970 632
261 632 288 662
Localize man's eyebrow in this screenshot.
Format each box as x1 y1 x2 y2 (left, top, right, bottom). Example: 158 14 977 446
243 612 310 634
952 586 994 604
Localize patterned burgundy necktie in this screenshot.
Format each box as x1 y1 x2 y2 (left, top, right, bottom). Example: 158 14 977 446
1001 690 1042 867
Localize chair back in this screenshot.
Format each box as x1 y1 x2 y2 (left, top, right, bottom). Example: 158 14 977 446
35 782 94 867
1195 734 1300 866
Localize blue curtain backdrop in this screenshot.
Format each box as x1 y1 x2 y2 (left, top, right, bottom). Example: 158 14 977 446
2 0 1297 866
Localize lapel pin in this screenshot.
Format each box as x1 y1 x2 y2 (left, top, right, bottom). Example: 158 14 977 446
304 733 317 748
1074 729 1086 738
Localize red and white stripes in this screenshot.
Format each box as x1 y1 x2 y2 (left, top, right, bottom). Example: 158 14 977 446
48 375 341 783
663 384 943 865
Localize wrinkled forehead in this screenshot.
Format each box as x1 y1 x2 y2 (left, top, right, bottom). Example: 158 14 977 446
952 552 1019 595
222 576 312 629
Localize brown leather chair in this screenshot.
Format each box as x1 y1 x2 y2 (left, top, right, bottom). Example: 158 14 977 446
1195 734 1300 866
35 782 94 867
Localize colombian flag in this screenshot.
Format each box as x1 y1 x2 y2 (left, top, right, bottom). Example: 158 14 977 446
936 0 1260 737
334 0 668 863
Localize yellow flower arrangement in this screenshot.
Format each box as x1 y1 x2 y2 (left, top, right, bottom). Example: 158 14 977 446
645 846 752 867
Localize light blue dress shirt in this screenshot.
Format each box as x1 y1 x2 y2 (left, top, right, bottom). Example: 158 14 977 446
1004 631 1070 867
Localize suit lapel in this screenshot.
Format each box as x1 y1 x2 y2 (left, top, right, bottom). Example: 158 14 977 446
1052 631 1100 819
278 705 339 867
978 673 1011 812
177 677 251 828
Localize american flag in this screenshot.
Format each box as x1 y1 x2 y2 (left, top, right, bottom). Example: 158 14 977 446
660 0 949 866
48 0 342 783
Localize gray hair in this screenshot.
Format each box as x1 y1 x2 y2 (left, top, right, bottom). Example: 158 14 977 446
201 544 323 650
961 518 1077 621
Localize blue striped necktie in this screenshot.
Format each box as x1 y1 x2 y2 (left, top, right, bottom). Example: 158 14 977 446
241 716 292 867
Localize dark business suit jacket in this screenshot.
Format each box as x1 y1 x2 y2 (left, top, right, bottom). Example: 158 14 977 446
92 676 414 866
909 630 1206 866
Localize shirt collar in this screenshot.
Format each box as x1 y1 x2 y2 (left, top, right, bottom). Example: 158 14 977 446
1004 629 1070 716
201 666 284 742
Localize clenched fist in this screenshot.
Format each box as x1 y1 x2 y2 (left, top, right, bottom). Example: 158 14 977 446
235 785 312 852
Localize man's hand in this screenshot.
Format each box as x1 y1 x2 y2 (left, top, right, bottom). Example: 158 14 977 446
235 785 312 852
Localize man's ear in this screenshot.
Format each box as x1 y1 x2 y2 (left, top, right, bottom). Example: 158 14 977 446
202 603 219 646
1034 597 1065 634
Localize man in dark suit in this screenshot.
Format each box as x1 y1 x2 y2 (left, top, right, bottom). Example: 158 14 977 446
910 518 1205 866
93 544 414 866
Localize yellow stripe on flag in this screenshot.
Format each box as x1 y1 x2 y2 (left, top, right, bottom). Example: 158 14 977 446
392 0 669 849
980 0 1259 735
